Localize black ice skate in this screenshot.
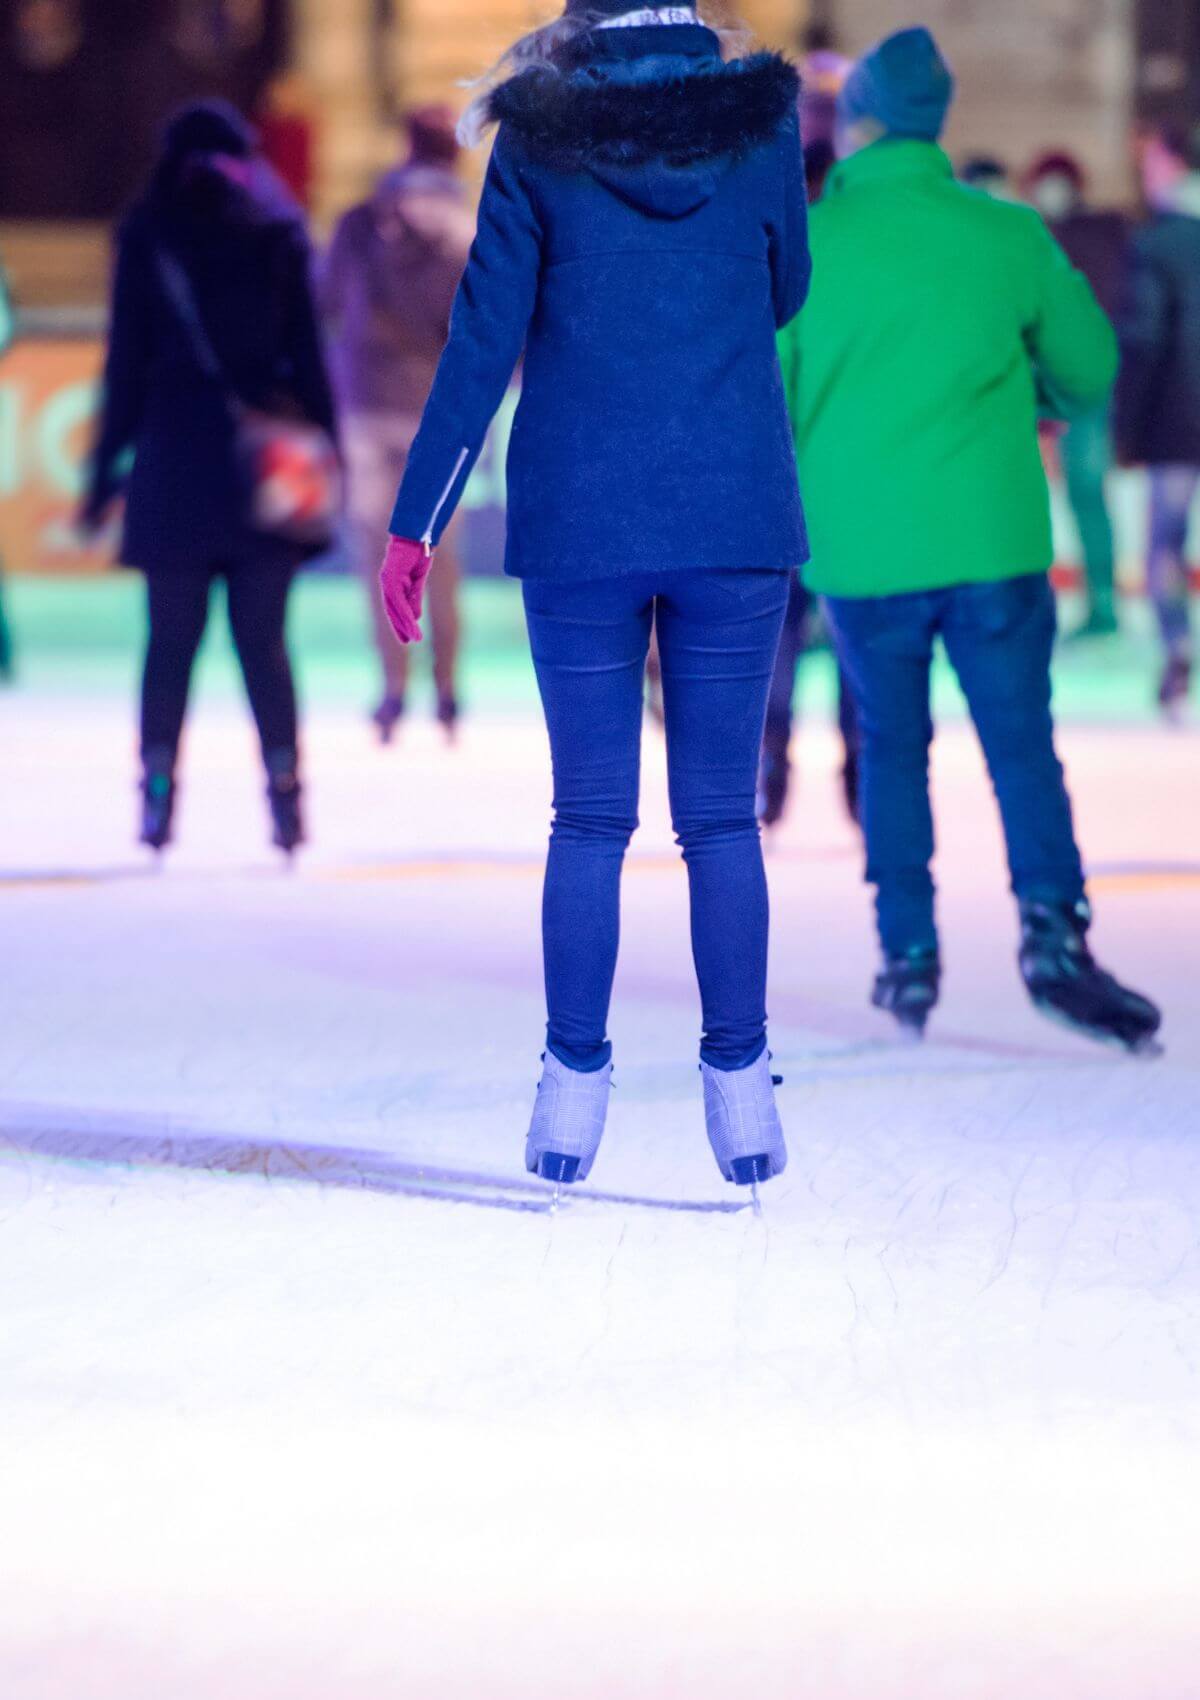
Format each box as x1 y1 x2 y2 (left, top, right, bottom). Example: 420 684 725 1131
372 694 405 745
873 946 941 1039
1158 651 1192 722
436 693 460 742
139 750 176 853
1018 899 1162 1055
266 755 305 857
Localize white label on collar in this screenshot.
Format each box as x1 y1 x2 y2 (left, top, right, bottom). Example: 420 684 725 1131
597 8 699 27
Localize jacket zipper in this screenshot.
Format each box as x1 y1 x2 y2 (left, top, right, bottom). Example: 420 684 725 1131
421 447 469 556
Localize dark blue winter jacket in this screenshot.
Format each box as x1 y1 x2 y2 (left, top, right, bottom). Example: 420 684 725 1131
389 24 810 579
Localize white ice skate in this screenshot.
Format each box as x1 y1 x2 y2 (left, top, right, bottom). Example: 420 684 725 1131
701 1052 787 1189
525 1052 613 1187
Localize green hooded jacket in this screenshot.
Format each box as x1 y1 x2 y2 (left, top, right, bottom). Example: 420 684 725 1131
777 141 1117 599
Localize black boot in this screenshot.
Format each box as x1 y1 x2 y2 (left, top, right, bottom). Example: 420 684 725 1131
265 752 305 856
757 730 791 829
873 946 941 1038
140 748 176 853
372 694 405 745
436 693 460 741
1019 899 1162 1055
840 745 860 826
1158 651 1192 722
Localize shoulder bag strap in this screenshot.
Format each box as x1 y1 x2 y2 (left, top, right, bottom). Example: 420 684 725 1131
154 248 247 419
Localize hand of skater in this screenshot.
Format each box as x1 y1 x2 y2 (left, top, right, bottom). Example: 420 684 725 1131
380 536 432 645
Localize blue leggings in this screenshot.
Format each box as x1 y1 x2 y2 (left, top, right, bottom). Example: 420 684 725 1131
523 570 790 1073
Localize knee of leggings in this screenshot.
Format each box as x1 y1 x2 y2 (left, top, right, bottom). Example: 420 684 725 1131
146 624 206 666
672 808 758 854
233 631 290 670
551 806 638 847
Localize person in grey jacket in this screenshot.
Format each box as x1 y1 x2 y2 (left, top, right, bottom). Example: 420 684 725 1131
321 105 473 740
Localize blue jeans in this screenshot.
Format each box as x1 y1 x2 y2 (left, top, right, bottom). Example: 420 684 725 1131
523 570 789 1073
1147 465 1198 657
826 573 1085 958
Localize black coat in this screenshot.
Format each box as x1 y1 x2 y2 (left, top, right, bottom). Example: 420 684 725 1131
88 161 336 573
1115 208 1200 465
1047 208 1129 323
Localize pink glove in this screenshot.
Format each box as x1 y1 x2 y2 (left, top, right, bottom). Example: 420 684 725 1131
379 536 433 645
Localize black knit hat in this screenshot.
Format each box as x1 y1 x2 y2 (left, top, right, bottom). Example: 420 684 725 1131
161 99 256 167
150 98 257 202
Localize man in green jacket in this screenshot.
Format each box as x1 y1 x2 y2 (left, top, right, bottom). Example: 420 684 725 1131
777 26 1161 1053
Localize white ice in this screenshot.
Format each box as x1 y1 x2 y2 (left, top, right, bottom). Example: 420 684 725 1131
2 587 1199 1699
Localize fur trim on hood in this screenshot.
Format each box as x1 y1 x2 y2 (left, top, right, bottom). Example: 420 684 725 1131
488 52 800 173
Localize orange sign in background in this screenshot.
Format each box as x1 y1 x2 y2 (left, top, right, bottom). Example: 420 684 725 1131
0 339 111 574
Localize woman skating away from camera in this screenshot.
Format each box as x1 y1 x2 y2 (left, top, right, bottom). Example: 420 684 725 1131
381 3 810 1189
83 102 338 856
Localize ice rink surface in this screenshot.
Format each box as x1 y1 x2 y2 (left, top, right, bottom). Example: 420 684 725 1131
2 580 1199 1699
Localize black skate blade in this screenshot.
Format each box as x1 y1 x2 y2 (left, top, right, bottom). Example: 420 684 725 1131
875 1004 928 1044
729 1154 772 1187
536 1152 581 1185
1031 997 1165 1059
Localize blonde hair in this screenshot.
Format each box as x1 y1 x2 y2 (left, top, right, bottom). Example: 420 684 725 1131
458 5 752 148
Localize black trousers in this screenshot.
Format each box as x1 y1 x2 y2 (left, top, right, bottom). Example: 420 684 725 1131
141 562 298 764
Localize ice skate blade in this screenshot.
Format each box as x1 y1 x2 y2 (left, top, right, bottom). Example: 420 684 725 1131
536 1152 581 1185
1031 998 1164 1059
729 1154 772 1187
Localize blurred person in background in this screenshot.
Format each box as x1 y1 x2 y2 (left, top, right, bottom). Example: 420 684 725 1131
82 100 337 854
779 26 1161 1053
758 120 860 829
758 31 858 830
959 153 1015 200
255 71 317 212
0 252 15 684
798 33 847 149
322 104 472 742
379 0 810 1191
1115 122 1200 718
1026 150 1128 640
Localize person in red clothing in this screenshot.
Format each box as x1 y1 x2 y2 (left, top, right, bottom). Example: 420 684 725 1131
255 72 317 211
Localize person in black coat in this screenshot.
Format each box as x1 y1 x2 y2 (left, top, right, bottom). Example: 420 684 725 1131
83 100 337 851
1116 122 1200 716
1026 151 1128 640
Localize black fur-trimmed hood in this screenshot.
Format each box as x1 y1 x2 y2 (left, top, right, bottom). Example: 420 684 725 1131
489 47 800 175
